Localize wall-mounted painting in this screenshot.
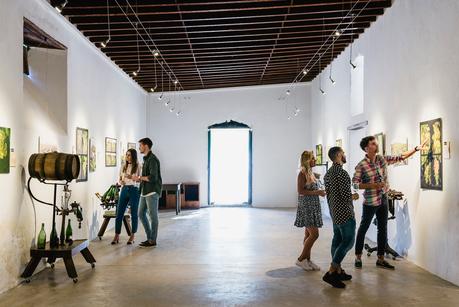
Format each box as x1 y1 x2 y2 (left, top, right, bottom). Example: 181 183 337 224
391 140 409 166
336 139 343 148
105 137 117 167
76 127 89 182
420 118 442 190
128 142 136 150
316 144 323 165
0 127 11 174
89 138 96 172
375 132 386 155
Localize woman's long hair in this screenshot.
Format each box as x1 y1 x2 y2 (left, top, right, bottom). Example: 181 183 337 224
299 150 315 183
123 148 139 175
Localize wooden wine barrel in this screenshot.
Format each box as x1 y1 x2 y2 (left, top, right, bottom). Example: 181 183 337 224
28 152 80 181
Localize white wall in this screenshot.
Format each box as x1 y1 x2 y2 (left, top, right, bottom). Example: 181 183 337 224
147 83 310 207
309 0 459 285
0 0 146 293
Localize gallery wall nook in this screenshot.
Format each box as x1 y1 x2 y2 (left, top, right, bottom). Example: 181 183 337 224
53 0 393 92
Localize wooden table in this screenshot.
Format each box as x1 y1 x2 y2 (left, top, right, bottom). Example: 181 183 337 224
162 183 182 215
21 239 96 283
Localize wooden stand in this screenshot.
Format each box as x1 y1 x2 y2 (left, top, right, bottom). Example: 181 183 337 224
21 239 95 283
162 183 182 215
97 211 132 239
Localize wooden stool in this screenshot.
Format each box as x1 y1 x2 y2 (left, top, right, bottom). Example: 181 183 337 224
21 239 95 283
97 210 132 240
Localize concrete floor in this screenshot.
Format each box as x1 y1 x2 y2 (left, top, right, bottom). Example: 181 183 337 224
0 207 458 307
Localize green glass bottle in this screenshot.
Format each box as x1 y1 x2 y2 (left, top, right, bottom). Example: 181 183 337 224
50 222 59 248
37 223 46 249
65 219 73 243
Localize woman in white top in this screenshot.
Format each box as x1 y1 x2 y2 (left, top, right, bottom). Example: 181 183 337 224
112 148 141 245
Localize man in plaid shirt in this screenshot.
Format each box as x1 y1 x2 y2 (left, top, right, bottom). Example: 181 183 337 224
353 136 424 269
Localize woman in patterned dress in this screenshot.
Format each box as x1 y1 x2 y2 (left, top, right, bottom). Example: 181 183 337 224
295 150 326 271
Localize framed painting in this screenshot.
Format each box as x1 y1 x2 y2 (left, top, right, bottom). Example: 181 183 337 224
420 118 442 190
89 138 96 172
0 127 11 174
335 139 343 148
316 144 323 165
391 140 409 166
128 142 136 150
105 137 117 167
76 127 89 182
374 132 386 155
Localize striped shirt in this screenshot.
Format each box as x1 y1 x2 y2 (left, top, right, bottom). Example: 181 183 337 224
352 155 403 206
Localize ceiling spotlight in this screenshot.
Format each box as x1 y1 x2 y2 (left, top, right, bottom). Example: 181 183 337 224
287 116 291 120
335 30 342 37
165 100 170 106
53 0 68 13
150 86 157 93
100 38 110 48
176 111 182 117
350 61 357 69
153 50 159 57
329 75 336 85
320 88 326 95
174 80 179 85
286 89 291 95
170 107 175 113
132 69 140 77
302 69 309 75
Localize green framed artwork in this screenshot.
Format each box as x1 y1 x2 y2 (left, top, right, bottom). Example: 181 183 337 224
316 144 323 165
105 137 117 167
420 118 442 190
0 127 11 174
89 138 96 172
375 132 386 155
76 127 89 182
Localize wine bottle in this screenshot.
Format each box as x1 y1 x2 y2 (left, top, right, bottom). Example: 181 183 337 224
65 219 73 244
37 223 46 249
50 222 59 248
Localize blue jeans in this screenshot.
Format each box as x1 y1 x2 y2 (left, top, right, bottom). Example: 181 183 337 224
139 193 160 242
115 185 140 234
331 218 356 268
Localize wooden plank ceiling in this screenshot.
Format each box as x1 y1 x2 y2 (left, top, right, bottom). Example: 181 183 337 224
58 0 392 92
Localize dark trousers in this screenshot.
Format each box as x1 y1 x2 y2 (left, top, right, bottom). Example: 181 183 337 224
115 185 140 234
355 195 388 256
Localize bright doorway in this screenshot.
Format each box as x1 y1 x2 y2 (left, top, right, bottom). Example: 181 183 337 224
208 121 252 205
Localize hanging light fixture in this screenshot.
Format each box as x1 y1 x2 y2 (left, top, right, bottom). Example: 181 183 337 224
286 89 291 96
153 50 159 57
131 22 140 76
329 40 336 85
349 14 357 69
100 0 111 48
53 0 68 13
157 65 164 100
302 69 308 76
319 53 326 95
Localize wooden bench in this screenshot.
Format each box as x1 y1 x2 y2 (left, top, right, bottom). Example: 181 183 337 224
97 210 132 240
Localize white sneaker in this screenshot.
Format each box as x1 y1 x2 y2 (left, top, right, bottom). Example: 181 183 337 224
308 260 321 271
296 259 313 271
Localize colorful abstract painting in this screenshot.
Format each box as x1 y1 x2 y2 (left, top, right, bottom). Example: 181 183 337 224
128 142 136 150
335 139 343 148
0 127 11 174
420 118 442 190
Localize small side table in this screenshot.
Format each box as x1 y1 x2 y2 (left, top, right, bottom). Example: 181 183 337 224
162 183 182 215
97 211 132 239
21 239 95 283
